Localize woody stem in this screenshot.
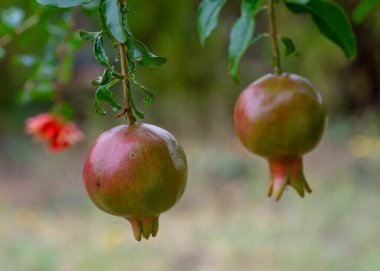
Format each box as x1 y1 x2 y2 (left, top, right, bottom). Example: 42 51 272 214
267 0 282 75
118 43 136 124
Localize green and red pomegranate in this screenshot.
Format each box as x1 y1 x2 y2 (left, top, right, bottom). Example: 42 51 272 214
83 124 187 241
234 73 327 200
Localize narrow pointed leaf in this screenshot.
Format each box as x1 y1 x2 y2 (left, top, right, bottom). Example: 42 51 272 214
198 0 227 45
37 0 95 8
250 33 267 46
143 92 154 106
130 75 155 106
126 36 167 68
281 37 297 56
229 0 262 84
111 71 126 80
95 86 122 115
93 36 111 67
94 100 106 116
119 5 164 68
79 30 101 41
353 0 380 23
99 0 127 43
128 90 145 119
120 4 133 36
285 0 357 59
91 68 114 86
131 106 145 119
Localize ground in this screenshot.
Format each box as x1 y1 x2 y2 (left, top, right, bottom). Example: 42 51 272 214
0 116 379 271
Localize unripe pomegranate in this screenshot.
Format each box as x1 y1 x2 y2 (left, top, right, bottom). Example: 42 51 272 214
234 73 327 200
83 124 187 241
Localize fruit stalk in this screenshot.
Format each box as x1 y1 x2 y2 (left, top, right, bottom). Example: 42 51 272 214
118 43 136 125
267 0 282 75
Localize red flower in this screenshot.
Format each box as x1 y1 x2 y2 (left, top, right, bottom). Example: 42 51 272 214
26 113 84 152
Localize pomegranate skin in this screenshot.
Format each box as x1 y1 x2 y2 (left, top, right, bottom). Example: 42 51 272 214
83 124 187 241
234 73 327 200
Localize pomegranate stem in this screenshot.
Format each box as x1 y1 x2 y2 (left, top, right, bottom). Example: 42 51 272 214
118 43 136 125
267 0 282 75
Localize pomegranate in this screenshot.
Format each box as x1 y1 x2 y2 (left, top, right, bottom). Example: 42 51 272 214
83 124 187 241
234 73 327 200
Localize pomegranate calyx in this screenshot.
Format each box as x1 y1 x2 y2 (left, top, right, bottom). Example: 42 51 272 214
126 216 159 241
267 156 312 201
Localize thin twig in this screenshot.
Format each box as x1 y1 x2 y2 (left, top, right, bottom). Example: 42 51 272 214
118 43 136 124
267 0 282 75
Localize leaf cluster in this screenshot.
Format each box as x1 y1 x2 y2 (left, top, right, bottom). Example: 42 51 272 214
198 0 357 83
38 0 166 119
0 5 84 120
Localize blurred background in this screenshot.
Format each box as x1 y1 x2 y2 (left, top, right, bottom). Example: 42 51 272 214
0 0 380 270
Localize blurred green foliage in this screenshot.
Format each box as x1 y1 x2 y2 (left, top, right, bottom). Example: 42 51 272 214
0 0 379 136
0 0 380 130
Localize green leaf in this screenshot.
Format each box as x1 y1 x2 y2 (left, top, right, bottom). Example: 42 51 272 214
143 91 154 106
126 52 137 72
79 30 101 41
119 5 165 68
120 4 132 36
198 0 227 45
126 36 167 68
94 100 106 116
91 68 114 86
99 0 127 43
250 33 267 46
281 37 297 56
98 2 111 37
37 0 95 8
93 35 111 67
353 0 380 23
285 0 357 59
131 105 145 119
95 86 122 115
229 0 262 84
127 85 145 119
111 71 126 80
130 75 155 106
